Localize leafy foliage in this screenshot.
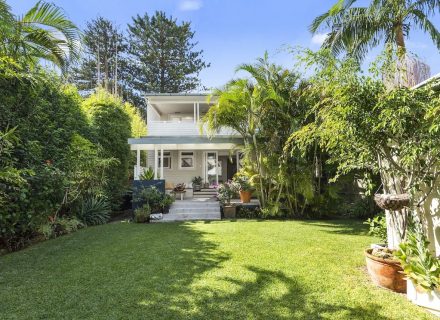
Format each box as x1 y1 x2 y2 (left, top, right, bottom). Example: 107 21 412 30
134 204 150 223
76 196 111 226
82 89 132 207
395 224 440 291
311 0 440 62
364 213 388 245
0 0 80 69
139 167 154 180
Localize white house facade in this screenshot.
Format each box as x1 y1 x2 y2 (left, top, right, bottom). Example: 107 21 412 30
128 94 244 199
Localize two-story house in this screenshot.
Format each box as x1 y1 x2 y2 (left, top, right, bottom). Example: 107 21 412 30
128 93 244 199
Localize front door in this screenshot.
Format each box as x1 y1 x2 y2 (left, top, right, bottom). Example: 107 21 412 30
204 151 218 187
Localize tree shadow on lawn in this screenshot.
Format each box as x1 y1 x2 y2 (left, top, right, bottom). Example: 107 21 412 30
296 220 369 236
140 264 391 320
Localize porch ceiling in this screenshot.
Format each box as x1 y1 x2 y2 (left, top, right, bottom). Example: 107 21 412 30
128 136 244 151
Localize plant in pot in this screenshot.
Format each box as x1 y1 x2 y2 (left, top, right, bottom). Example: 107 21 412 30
395 224 440 316
364 212 406 293
192 176 203 192
217 181 238 218
139 167 154 180
233 172 254 203
160 194 174 214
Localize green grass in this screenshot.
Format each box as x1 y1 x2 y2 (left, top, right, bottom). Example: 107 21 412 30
0 220 436 319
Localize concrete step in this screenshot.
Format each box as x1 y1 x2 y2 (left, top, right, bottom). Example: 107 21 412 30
157 212 221 222
193 192 217 196
169 208 220 214
171 202 219 208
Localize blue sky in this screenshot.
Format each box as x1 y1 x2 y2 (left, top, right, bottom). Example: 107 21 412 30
9 0 440 89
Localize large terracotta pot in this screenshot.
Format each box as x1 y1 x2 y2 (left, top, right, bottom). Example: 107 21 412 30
239 190 252 203
364 248 406 293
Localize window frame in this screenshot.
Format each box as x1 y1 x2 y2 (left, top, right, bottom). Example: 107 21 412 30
158 151 172 170
179 151 195 170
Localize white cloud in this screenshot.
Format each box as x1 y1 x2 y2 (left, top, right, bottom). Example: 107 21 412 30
311 33 328 46
179 0 203 11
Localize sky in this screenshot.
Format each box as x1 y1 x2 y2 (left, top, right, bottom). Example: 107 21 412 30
8 0 440 89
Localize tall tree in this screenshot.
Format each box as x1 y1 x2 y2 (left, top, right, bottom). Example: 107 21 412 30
71 17 128 96
0 0 80 69
127 11 209 99
310 0 440 62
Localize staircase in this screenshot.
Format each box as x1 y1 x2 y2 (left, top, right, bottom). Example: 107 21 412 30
158 200 221 222
193 188 217 199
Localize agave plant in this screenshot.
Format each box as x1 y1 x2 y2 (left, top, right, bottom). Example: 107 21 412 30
76 196 111 226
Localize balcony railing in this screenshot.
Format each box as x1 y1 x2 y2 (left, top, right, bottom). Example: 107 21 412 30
147 120 237 137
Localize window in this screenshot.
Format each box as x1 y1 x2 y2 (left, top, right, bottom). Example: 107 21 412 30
158 151 171 169
179 151 195 169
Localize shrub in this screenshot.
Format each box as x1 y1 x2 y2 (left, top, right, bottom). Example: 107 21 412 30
38 217 84 240
76 196 111 226
217 181 238 204
133 186 165 213
236 207 261 219
134 204 151 223
364 213 387 245
82 90 132 207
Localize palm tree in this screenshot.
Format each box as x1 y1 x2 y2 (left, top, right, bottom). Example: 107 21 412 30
310 0 440 62
0 0 80 69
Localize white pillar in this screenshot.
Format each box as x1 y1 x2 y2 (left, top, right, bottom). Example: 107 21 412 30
236 151 240 172
136 147 141 180
154 146 158 180
193 102 197 123
197 102 200 122
145 150 148 168
160 146 164 180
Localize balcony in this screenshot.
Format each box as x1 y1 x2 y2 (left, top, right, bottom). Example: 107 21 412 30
147 120 237 137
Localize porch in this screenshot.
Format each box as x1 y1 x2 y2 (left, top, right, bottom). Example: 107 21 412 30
129 136 244 200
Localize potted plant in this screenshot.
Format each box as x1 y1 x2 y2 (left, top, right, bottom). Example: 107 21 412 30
363 212 406 293
233 172 254 203
160 194 174 214
192 176 203 192
364 247 407 293
395 225 440 316
217 181 237 218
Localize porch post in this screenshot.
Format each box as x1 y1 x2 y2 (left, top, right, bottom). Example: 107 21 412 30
236 151 240 172
145 150 148 168
136 146 141 180
160 146 164 180
193 102 196 123
154 146 158 179
197 102 200 122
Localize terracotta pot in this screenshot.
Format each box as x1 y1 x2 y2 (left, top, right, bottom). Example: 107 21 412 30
239 190 252 203
223 205 236 219
364 248 406 293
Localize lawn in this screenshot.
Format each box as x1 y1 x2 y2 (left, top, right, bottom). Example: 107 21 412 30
0 220 436 320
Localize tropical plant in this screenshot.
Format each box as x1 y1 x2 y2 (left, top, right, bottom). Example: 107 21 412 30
134 204 150 223
76 196 111 226
0 0 80 69
291 49 440 248
395 223 440 291
160 194 174 212
139 167 154 180
364 213 388 245
310 0 440 62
